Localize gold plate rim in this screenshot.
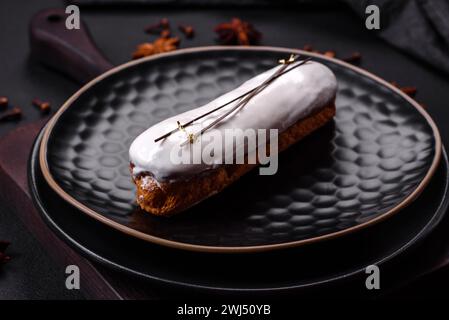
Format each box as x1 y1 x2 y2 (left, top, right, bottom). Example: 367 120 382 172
39 46 442 253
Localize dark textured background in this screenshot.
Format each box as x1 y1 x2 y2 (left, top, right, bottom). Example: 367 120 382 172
1 0 449 299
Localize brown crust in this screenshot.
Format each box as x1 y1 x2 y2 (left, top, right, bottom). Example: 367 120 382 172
132 103 336 215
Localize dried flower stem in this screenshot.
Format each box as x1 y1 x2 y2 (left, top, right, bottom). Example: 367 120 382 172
155 55 311 143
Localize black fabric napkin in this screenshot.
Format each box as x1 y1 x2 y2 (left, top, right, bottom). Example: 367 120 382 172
344 0 449 75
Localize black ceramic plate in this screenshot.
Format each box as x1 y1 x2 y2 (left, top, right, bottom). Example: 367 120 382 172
30 130 449 292
39 47 441 252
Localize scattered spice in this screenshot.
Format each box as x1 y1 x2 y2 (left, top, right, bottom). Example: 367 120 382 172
303 44 313 52
324 50 336 58
0 107 22 122
342 52 362 63
160 29 171 38
132 37 180 59
178 25 195 39
32 98 51 114
399 86 417 97
0 96 8 109
215 18 261 45
144 17 171 35
390 82 417 97
301 45 360 63
390 81 399 87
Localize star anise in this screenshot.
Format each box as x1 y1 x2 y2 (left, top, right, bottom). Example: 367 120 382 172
214 18 261 45
342 52 362 64
132 37 180 59
0 96 8 109
0 107 22 122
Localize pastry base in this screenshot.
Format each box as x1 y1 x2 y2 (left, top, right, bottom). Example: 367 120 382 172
131 103 336 216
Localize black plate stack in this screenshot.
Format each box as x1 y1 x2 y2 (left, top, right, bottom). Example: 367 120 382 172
29 47 449 295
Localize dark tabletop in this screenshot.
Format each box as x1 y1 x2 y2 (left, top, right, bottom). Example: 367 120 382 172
1 0 449 299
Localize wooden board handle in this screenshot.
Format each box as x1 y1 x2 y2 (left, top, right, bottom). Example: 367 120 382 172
29 8 113 84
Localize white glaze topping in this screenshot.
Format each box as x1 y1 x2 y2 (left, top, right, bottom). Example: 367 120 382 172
129 60 337 181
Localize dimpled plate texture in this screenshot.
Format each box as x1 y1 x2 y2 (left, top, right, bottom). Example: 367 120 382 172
44 48 437 249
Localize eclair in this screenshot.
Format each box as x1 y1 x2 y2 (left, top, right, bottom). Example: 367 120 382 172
129 59 337 216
